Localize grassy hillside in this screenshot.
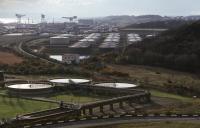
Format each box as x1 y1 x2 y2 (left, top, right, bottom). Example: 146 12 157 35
123 21 200 72
124 20 192 29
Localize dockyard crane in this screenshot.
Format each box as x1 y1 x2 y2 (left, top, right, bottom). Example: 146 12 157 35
41 14 46 23
16 14 26 24
62 16 77 23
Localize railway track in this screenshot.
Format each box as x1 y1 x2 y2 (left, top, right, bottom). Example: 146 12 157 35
17 38 59 65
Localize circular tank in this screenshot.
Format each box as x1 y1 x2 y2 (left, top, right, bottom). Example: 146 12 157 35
49 78 91 86
7 84 54 96
94 83 138 89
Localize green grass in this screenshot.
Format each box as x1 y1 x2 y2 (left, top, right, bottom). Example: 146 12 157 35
150 90 193 102
0 95 57 118
148 90 200 114
49 92 106 104
87 121 200 128
0 89 8 95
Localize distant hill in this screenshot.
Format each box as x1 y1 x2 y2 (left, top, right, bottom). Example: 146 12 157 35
124 20 192 29
97 15 200 27
123 21 200 72
97 15 172 27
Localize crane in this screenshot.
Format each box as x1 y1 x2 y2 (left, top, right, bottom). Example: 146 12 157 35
41 14 46 23
62 16 77 23
16 14 26 24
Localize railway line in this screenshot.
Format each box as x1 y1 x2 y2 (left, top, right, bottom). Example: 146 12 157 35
16 38 59 65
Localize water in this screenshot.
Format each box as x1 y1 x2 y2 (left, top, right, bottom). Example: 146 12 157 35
0 18 16 24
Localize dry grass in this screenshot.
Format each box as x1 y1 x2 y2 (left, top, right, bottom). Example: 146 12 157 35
0 52 23 65
108 64 200 89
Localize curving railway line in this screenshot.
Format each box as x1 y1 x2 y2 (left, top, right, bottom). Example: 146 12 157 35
17 38 59 65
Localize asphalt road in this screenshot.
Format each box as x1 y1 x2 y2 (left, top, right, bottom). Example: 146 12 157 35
37 116 200 128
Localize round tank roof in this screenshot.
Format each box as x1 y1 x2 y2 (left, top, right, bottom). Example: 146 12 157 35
94 83 138 89
7 84 52 90
49 79 91 84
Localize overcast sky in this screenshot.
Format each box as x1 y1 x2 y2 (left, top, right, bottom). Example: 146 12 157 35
0 0 200 19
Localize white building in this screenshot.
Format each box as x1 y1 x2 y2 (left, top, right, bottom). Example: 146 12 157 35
62 54 80 64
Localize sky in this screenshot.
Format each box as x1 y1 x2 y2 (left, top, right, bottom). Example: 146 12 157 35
0 0 200 21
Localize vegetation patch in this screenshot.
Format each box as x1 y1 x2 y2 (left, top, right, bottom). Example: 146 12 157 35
0 51 23 65
0 95 57 118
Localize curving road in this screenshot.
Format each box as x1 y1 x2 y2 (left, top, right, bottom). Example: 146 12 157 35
37 114 200 128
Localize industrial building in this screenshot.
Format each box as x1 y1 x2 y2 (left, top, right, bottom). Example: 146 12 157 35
50 36 70 45
127 33 142 45
59 34 83 42
62 54 80 64
69 33 101 48
99 33 120 48
78 19 94 26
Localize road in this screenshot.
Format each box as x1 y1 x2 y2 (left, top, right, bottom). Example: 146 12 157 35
37 116 200 128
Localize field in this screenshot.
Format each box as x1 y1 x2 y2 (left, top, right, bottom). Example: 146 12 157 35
87 121 200 128
0 89 105 118
0 51 23 65
49 93 106 104
0 95 57 118
148 90 200 114
108 64 200 93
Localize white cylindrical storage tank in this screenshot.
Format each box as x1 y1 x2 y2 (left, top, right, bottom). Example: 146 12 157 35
94 83 138 89
49 78 91 86
7 84 54 96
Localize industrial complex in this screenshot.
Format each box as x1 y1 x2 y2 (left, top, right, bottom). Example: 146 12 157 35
99 33 120 49
0 13 175 128
0 13 166 66
69 33 101 48
1 70 151 127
